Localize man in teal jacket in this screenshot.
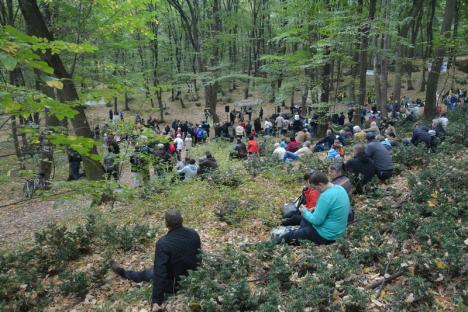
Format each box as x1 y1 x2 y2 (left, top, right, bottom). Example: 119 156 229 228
279 171 349 244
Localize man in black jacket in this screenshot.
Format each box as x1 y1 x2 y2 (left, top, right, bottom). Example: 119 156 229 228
345 144 376 194
110 210 201 311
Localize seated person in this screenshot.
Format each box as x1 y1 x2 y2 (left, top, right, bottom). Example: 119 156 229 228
111 210 201 312
282 172 320 226
272 143 286 160
366 132 394 181
314 129 336 151
231 138 247 159
197 152 218 175
283 141 313 162
329 162 352 199
364 121 381 135
295 141 313 157
247 136 260 155
278 171 350 245
345 144 375 194
286 136 301 152
177 159 198 181
327 140 344 159
353 126 366 140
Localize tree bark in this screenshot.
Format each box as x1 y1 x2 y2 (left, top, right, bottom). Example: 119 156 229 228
18 0 104 180
424 0 456 119
357 0 377 125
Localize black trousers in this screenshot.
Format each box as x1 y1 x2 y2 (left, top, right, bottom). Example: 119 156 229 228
377 169 393 181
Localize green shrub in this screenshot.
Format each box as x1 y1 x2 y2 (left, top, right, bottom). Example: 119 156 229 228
100 223 155 252
59 271 90 298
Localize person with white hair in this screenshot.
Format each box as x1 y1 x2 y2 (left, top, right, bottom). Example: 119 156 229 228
364 121 380 135
272 142 286 160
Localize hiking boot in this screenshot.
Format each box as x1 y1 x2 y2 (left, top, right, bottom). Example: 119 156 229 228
110 260 125 278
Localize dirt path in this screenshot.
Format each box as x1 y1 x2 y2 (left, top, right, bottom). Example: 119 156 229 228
0 196 91 249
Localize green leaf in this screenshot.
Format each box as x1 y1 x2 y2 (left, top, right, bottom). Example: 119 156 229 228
4 25 37 43
41 75 64 89
0 52 18 71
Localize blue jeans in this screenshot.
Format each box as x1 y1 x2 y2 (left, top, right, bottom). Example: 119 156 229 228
282 151 299 162
280 220 335 245
123 268 154 283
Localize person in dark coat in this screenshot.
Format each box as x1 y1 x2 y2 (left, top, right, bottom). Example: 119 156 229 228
345 144 376 194
411 122 434 149
314 129 336 152
198 152 218 175
338 112 345 126
68 149 82 180
110 210 201 312
231 138 247 159
365 133 394 181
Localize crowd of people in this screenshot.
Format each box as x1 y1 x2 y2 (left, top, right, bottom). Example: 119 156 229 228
56 91 465 311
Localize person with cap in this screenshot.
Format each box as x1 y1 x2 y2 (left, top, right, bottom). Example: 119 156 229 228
110 210 201 312
365 132 394 181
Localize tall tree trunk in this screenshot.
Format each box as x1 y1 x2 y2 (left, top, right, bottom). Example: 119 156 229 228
393 0 422 103
425 0 456 119
124 92 130 111
420 0 436 92
357 0 377 125
19 0 104 180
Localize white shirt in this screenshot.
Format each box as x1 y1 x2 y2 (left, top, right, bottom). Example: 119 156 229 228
295 146 312 157
235 125 245 136
272 147 286 159
184 137 192 149
174 137 184 150
264 120 272 129
439 117 448 129
275 116 284 128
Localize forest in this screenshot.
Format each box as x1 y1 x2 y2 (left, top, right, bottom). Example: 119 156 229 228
0 0 467 311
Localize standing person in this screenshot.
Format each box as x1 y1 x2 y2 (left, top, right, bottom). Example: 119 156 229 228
338 112 345 126
264 119 273 136
247 136 260 156
254 117 262 134
365 133 394 181
184 134 193 156
103 146 119 180
174 134 184 161
259 107 264 120
68 149 82 181
347 109 355 123
110 210 201 312
246 106 253 121
109 109 114 121
130 146 149 187
230 110 236 124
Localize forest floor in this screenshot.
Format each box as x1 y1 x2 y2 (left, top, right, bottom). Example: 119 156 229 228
0 66 467 311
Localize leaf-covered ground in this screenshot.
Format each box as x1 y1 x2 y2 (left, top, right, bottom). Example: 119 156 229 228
1 108 467 312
